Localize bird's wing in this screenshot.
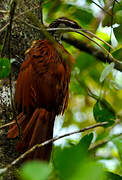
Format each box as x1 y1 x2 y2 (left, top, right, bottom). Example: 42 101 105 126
15 40 72 115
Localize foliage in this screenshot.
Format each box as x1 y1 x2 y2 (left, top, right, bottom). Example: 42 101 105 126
20 133 107 180
19 133 122 180
19 161 51 180
0 57 11 78
93 98 116 127
0 0 122 179
100 63 115 83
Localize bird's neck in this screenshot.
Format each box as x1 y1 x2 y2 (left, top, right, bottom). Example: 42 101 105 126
50 31 62 44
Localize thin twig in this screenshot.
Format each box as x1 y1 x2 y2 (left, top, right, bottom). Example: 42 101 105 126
0 22 9 33
76 31 112 56
0 121 15 130
81 29 113 49
0 10 8 13
0 122 108 175
92 0 112 16
89 132 122 151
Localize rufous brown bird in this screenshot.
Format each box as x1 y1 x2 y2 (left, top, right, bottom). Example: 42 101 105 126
8 17 81 161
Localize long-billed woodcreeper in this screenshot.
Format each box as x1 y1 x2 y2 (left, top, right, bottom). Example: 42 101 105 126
8 17 81 161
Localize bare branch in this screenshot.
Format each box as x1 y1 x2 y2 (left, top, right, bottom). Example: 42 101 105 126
0 122 108 175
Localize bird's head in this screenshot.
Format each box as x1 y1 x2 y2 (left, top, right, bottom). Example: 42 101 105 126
48 17 81 42
47 17 112 52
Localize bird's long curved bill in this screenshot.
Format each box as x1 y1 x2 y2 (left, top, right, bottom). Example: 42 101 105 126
81 29 113 49
47 27 113 56
75 30 112 57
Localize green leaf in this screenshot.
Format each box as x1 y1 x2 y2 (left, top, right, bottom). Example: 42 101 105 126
75 53 96 71
57 4 93 27
53 133 94 180
112 136 122 159
0 45 2 52
78 133 93 149
115 10 122 25
70 78 86 95
52 134 106 180
19 161 51 180
106 172 122 180
100 62 115 83
114 1 122 12
0 57 11 78
112 45 122 61
73 161 106 180
72 7 93 26
114 26 122 43
86 0 91 3
93 99 116 127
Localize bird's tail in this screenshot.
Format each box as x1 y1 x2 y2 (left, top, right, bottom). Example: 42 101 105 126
8 108 55 161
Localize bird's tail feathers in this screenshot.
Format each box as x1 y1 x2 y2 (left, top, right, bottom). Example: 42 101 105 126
8 108 55 161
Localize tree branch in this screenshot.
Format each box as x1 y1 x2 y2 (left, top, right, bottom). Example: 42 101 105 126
0 122 108 175
92 0 112 16
62 36 122 72
89 132 122 151
0 121 15 130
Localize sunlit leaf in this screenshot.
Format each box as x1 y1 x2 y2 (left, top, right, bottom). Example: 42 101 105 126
96 31 110 43
73 161 106 180
112 136 122 159
19 161 51 180
100 62 115 83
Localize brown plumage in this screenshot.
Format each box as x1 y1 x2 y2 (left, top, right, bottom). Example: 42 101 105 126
8 16 111 161
8 38 74 161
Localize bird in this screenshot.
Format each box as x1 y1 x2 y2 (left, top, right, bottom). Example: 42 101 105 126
8 17 81 161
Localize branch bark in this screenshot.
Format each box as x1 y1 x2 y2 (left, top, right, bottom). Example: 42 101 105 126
62 36 122 72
